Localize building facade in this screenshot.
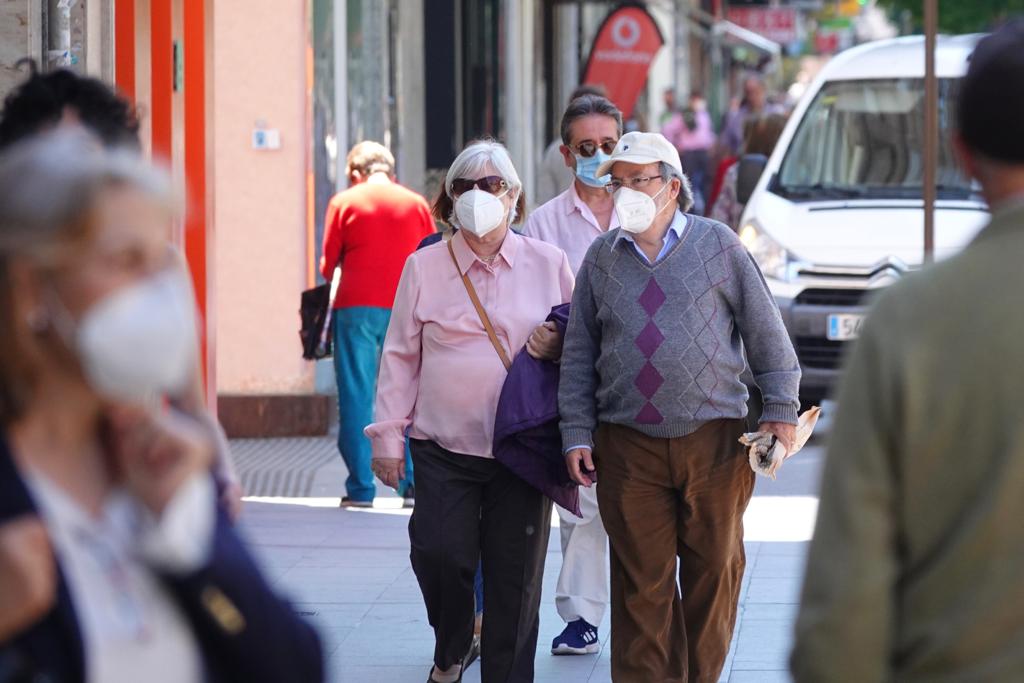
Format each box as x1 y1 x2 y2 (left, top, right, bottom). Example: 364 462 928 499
1 0 709 436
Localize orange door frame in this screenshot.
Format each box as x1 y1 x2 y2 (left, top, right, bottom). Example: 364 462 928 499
183 0 213 405
150 0 172 162
114 0 135 100
115 0 214 405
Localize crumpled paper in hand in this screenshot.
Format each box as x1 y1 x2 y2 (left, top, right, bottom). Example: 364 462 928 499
740 406 822 479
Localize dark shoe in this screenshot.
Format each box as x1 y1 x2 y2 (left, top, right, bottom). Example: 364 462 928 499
551 618 600 655
426 640 478 683
426 665 463 683
340 496 373 509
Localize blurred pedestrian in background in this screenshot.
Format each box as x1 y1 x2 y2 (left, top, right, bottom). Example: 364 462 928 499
658 87 678 128
719 73 784 158
662 90 715 213
524 92 622 656
534 84 609 207
366 140 573 682
559 132 800 682
320 141 435 508
710 113 787 230
791 20 1024 682
0 130 322 683
0 65 244 519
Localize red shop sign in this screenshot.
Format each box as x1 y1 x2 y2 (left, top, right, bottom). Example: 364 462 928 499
582 4 665 119
726 7 799 45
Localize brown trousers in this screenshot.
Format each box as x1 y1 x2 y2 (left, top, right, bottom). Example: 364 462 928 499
594 419 754 683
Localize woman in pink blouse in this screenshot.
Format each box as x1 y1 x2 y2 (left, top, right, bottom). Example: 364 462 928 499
366 141 574 683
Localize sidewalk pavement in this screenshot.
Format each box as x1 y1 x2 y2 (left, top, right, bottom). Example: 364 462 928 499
232 436 825 683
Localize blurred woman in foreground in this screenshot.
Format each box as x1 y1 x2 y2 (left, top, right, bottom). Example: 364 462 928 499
0 131 322 682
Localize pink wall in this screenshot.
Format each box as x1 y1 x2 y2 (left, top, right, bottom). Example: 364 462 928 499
212 0 313 394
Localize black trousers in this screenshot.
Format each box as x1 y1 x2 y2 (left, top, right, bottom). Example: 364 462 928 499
409 439 552 683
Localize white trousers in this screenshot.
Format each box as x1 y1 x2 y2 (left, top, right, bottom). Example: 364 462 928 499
555 483 609 626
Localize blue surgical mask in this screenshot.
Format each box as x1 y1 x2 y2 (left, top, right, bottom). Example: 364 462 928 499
574 151 612 188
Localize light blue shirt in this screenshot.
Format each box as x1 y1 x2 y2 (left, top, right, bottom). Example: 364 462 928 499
615 210 689 264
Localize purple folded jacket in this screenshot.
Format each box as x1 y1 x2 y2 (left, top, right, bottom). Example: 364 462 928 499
493 304 581 517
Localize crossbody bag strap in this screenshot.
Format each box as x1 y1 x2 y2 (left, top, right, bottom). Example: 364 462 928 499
448 240 513 371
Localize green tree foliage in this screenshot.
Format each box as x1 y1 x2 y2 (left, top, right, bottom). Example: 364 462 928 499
878 0 1024 33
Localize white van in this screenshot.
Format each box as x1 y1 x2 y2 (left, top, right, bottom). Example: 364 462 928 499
737 34 989 402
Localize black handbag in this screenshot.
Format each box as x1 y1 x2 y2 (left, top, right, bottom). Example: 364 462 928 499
299 283 333 360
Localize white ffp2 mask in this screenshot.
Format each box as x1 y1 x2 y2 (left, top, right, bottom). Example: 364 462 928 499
62 269 199 404
614 184 671 234
454 189 508 238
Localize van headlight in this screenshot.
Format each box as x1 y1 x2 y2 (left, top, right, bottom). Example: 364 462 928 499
739 221 803 281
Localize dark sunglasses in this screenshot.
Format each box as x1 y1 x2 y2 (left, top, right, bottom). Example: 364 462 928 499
450 175 508 195
572 139 618 158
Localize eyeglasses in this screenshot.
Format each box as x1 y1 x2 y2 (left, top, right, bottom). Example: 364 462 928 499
605 175 666 193
450 175 508 196
571 139 618 158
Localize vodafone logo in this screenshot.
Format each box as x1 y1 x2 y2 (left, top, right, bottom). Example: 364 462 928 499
610 16 641 49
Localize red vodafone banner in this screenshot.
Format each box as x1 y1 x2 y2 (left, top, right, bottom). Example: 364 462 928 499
582 4 665 119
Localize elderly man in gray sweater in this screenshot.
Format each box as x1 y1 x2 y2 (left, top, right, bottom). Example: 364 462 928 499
559 131 800 683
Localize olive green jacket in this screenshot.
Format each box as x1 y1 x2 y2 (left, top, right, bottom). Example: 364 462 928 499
791 200 1024 683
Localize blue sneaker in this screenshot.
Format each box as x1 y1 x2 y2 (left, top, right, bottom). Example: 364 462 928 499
551 618 600 655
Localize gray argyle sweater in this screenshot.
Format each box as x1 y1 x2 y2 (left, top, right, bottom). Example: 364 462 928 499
559 214 800 451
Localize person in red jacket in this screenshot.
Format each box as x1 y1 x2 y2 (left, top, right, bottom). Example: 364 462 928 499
321 142 435 507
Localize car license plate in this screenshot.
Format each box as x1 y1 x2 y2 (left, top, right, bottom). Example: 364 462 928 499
827 314 864 341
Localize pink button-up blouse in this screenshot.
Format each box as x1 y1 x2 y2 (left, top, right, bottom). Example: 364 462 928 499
365 230 575 460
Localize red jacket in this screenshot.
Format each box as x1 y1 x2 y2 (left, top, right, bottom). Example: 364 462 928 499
320 178 436 309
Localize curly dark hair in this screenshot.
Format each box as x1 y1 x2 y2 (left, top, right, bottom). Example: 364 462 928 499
0 63 140 151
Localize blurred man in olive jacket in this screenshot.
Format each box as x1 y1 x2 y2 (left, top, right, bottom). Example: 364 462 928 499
792 21 1024 683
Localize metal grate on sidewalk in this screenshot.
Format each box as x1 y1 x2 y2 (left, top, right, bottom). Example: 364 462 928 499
230 437 338 497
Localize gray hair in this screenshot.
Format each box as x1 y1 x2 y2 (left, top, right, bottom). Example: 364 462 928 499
444 139 523 224
560 95 624 146
0 128 173 256
659 161 694 213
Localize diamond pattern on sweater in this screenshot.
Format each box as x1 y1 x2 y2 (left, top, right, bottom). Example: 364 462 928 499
635 321 665 359
635 362 665 399
635 402 664 424
638 278 667 316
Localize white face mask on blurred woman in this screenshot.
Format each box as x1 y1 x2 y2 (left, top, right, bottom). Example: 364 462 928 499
49 267 198 404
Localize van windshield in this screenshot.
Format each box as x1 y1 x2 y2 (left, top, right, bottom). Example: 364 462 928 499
775 78 979 201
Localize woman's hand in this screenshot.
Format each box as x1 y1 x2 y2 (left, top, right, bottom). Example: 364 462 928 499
219 478 245 522
526 321 562 361
0 516 56 640
107 406 215 517
371 457 405 491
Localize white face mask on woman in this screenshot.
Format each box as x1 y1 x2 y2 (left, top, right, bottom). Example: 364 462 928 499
454 189 509 238
51 268 199 404
614 183 672 234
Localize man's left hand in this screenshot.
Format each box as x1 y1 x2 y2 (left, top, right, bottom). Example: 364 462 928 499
760 421 796 457
526 321 562 361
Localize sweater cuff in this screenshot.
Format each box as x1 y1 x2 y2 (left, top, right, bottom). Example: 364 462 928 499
759 402 799 426
561 428 594 453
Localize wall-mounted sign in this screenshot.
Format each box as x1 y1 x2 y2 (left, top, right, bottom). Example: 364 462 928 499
581 5 665 119
726 7 799 45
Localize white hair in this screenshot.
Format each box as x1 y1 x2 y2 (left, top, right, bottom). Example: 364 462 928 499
660 161 695 213
445 140 523 224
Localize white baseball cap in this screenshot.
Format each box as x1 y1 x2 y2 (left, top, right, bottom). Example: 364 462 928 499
596 131 683 179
